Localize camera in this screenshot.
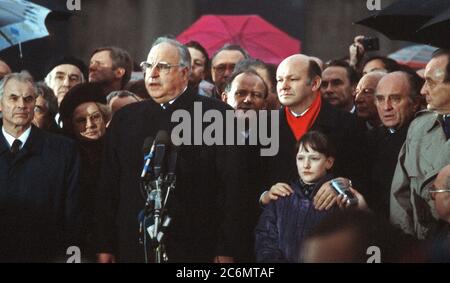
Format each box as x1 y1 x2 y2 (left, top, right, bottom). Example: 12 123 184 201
330 179 358 206
361 37 379 51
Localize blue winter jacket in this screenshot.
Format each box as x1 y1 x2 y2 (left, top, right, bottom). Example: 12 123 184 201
255 174 336 262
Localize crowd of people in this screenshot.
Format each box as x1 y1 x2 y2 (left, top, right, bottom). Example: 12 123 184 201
0 34 449 262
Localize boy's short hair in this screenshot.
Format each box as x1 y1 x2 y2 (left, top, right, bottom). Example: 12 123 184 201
296 130 336 158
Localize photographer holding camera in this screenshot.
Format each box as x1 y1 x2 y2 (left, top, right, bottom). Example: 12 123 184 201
349 35 400 76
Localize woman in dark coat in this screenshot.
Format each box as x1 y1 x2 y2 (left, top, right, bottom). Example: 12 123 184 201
59 82 109 261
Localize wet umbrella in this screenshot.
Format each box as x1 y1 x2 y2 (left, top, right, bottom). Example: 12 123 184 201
388 44 437 69
0 0 51 57
355 0 450 46
0 0 25 26
416 6 450 48
177 14 301 65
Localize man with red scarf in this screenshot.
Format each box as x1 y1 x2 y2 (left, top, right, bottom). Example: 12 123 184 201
262 54 366 205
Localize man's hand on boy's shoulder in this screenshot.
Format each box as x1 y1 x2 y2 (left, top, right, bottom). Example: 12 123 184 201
260 183 294 206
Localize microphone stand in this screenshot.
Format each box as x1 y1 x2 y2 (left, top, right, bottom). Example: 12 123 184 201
140 144 177 263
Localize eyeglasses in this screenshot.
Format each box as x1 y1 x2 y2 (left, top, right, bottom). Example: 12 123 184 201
74 112 103 127
429 188 450 200
213 63 236 75
234 91 265 100
140 61 183 74
430 189 450 194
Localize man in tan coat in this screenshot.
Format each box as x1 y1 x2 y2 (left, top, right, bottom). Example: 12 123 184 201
390 49 450 239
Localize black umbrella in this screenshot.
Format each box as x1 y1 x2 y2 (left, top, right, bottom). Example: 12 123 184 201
416 6 450 48
355 0 450 45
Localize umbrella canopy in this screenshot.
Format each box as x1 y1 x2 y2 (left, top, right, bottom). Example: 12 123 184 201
0 0 25 26
0 0 51 56
177 15 301 65
355 0 450 47
388 44 437 69
416 6 450 48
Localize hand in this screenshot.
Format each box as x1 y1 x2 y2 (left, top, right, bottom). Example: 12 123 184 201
214 256 234 263
96 253 116 263
261 183 294 205
336 187 369 211
349 35 365 67
313 180 338 211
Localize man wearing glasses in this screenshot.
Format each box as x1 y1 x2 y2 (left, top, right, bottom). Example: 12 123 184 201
391 49 450 240
210 44 249 100
365 70 421 220
96 37 243 263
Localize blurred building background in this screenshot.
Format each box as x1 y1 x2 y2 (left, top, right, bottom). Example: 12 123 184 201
1 0 406 80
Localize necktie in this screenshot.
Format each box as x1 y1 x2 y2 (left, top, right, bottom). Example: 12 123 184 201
10 139 22 156
443 115 450 140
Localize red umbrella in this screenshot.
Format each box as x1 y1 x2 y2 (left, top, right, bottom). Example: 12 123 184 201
177 15 301 65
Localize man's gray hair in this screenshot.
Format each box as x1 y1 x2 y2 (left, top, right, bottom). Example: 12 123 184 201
36 82 58 118
151 37 191 71
0 71 37 98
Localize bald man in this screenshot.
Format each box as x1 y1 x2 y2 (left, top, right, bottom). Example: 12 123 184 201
263 54 365 205
355 71 385 130
366 71 421 219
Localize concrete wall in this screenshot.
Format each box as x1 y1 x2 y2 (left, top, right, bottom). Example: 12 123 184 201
67 0 197 65
1 0 415 78
66 0 408 65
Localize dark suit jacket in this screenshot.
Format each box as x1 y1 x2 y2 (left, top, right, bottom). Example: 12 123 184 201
366 125 408 219
264 101 367 193
95 87 245 262
0 126 81 262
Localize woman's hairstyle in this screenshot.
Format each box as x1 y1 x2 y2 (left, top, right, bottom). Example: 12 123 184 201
296 130 336 158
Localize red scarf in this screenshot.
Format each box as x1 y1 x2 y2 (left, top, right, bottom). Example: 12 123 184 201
285 92 322 140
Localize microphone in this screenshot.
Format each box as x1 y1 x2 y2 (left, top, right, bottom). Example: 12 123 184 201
153 144 166 178
166 145 178 183
163 145 178 208
140 136 155 179
140 130 170 179
148 130 170 239
152 130 170 178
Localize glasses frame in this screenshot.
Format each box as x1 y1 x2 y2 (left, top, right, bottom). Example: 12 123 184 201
212 63 236 75
140 61 183 74
74 112 104 127
429 189 450 193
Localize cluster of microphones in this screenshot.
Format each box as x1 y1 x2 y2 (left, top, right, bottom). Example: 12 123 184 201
138 130 178 260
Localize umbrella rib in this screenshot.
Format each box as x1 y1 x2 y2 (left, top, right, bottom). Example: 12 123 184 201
0 30 14 46
216 16 237 43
